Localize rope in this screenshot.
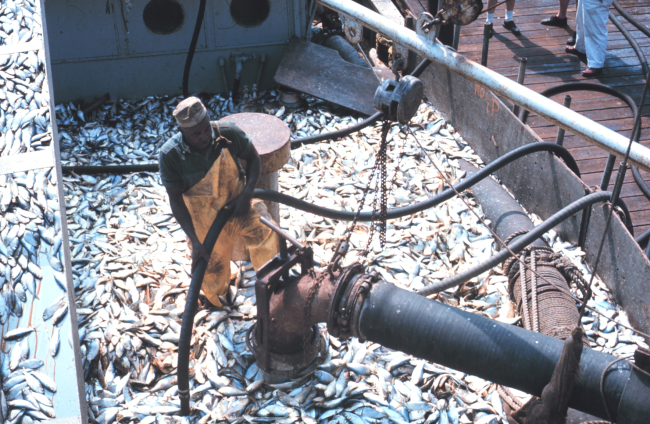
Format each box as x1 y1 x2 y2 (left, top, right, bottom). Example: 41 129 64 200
531 248 539 333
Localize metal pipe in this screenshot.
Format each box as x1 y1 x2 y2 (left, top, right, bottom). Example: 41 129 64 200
481 23 491 67
512 57 527 117
259 216 305 249
556 95 571 146
316 0 650 173
452 24 461 51
256 53 266 88
601 154 617 191
218 56 229 94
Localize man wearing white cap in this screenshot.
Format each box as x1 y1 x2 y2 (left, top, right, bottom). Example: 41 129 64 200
159 97 279 306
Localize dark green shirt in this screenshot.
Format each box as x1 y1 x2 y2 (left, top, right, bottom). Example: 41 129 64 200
159 121 251 192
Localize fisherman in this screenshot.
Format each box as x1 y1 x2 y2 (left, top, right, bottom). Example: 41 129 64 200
159 97 279 306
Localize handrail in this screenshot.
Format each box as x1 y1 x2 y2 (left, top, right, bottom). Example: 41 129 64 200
316 0 650 173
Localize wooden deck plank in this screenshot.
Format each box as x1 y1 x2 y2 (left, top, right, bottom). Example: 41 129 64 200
457 0 650 232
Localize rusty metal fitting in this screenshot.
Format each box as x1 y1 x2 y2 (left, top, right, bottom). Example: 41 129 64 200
248 322 323 383
327 263 378 341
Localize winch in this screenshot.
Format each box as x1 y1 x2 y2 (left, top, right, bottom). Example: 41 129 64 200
373 75 424 124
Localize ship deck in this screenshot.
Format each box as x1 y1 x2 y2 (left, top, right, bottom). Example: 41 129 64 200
454 0 650 235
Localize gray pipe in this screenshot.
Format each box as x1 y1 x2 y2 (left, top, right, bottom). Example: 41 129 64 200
323 35 371 68
458 160 545 249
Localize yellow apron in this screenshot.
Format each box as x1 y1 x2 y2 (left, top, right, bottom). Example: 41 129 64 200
183 145 279 306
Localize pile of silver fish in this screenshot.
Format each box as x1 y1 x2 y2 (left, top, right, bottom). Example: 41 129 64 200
0 4 81 422
0 0 42 47
0 49 51 155
0 168 68 424
54 95 648 424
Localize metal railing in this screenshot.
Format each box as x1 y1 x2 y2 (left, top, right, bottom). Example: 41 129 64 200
318 0 650 173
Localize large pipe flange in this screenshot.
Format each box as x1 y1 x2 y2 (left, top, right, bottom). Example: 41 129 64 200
327 264 379 340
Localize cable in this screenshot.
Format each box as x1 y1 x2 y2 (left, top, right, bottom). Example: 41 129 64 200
256 142 579 220
417 191 613 296
182 0 207 98
178 207 234 416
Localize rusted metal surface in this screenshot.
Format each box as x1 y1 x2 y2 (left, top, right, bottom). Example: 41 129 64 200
420 61 650 340
317 0 650 173
220 113 291 175
274 40 380 116
438 0 483 25
253 243 324 376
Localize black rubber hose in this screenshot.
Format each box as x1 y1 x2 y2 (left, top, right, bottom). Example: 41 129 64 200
256 142 580 220
182 0 207 98
613 0 650 39
635 227 650 247
410 59 432 78
519 83 638 126
61 143 580 224
360 282 635 422
289 57 432 149
291 112 383 148
610 6 650 207
518 82 650 210
614 195 634 235
178 207 234 416
62 164 158 175
417 191 613 296
609 11 649 77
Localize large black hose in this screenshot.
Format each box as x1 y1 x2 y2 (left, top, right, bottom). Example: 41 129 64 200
613 0 650 39
257 142 579 220
609 6 650 205
62 143 581 223
417 191 613 296
518 82 650 209
182 0 207 98
291 112 383 148
178 207 234 415
410 58 432 78
62 163 158 175
289 56 432 149
609 11 649 77
360 282 641 422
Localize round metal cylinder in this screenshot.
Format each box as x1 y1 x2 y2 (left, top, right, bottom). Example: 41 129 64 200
219 113 291 262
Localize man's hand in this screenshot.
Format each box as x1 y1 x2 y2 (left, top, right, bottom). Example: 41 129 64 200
224 192 252 217
191 239 210 272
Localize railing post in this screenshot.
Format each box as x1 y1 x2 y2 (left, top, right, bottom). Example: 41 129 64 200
452 24 461 50
555 95 572 146
481 23 492 67
512 57 528 116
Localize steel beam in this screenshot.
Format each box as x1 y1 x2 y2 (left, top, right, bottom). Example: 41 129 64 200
318 0 650 173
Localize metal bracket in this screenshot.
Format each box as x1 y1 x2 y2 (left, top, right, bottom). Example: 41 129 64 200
416 12 437 43
391 43 409 70
341 14 364 44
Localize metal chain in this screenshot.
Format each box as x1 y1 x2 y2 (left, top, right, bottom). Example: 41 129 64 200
302 120 397 358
